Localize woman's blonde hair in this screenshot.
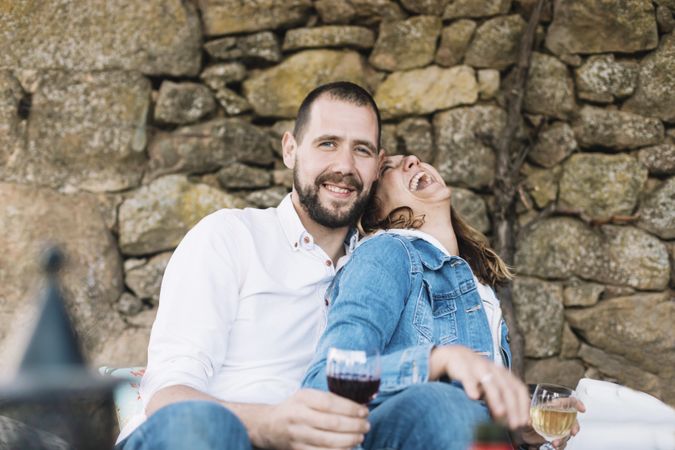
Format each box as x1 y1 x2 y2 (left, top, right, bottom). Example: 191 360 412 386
358 196 512 287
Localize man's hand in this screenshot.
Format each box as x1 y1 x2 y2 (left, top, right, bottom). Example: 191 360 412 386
148 385 369 450
430 345 530 430
258 389 370 450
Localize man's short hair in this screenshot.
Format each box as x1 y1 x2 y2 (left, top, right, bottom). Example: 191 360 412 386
293 81 381 149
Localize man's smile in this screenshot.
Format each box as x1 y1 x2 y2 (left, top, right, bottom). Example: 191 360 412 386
322 182 356 198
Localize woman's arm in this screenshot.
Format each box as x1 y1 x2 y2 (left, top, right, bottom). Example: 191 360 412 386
302 235 431 394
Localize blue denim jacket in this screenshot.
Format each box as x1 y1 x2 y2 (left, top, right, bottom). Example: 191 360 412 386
302 232 511 403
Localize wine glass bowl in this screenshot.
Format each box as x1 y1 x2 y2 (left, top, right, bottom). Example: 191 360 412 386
326 347 381 405
530 383 578 443
326 348 381 450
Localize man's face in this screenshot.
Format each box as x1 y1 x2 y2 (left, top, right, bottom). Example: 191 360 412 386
282 96 381 229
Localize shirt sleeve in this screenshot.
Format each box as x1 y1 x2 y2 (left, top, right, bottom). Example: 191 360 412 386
301 235 433 397
139 212 244 410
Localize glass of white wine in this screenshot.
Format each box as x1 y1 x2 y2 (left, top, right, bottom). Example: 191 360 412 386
530 383 578 449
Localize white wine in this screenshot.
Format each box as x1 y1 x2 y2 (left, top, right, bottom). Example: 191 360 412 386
530 406 577 441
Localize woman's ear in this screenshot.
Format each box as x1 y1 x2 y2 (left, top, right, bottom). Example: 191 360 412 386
281 132 297 169
376 150 385 179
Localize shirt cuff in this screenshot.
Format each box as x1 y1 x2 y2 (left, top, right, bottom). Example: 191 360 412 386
379 343 434 393
139 356 211 410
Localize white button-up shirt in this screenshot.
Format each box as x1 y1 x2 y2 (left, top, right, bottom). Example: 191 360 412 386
139 194 356 413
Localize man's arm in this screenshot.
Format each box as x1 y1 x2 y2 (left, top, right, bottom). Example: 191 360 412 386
143 214 368 449
147 385 370 450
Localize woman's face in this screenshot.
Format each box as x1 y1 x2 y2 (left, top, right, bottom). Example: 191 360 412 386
375 155 451 221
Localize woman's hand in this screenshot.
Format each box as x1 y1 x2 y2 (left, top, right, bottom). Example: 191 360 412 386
518 398 586 449
429 345 530 429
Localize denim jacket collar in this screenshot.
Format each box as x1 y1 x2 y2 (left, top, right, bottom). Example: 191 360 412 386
374 229 458 271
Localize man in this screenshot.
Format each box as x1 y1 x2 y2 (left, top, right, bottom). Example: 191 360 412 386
117 82 383 449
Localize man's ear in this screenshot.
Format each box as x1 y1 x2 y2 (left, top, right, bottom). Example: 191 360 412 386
281 131 297 169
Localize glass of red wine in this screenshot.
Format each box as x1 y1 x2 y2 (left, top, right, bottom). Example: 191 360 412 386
326 347 381 450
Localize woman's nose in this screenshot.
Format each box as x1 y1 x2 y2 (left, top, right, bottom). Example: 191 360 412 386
403 155 420 170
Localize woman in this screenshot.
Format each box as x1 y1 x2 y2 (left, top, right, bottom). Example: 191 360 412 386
302 155 582 449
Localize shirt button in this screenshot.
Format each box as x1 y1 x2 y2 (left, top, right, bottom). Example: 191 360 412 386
325 259 332 266
324 298 329 306
303 236 310 244
293 242 298 248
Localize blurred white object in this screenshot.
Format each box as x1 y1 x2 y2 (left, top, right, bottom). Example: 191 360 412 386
567 378 675 450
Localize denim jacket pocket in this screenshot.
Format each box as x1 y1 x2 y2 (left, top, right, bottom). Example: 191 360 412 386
412 288 433 343
432 293 459 345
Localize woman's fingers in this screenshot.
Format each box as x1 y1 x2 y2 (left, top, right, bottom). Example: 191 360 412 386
476 367 530 429
574 397 587 413
437 345 531 429
463 372 483 400
492 371 529 428
551 434 571 449
479 372 507 420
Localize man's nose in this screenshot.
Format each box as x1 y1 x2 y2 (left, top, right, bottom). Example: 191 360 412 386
403 155 420 171
332 145 357 173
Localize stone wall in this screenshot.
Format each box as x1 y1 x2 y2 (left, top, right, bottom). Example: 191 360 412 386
1 0 673 405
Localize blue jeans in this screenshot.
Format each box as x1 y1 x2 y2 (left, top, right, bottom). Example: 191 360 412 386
366 382 490 450
116 384 488 450
115 400 251 450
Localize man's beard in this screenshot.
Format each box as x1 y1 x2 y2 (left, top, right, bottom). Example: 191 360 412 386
294 169 372 228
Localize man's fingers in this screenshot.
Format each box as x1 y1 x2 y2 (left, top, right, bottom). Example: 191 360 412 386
299 389 368 417
301 408 370 434
293 444 351 450
289 423 364 449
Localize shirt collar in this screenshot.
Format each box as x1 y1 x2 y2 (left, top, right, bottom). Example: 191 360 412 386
344 228 359 253
276 193 359 255
277 194 308 251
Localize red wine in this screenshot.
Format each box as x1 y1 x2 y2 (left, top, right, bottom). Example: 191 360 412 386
327 375 380 404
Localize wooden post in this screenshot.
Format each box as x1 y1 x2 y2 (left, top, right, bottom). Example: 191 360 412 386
492 0 547 378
